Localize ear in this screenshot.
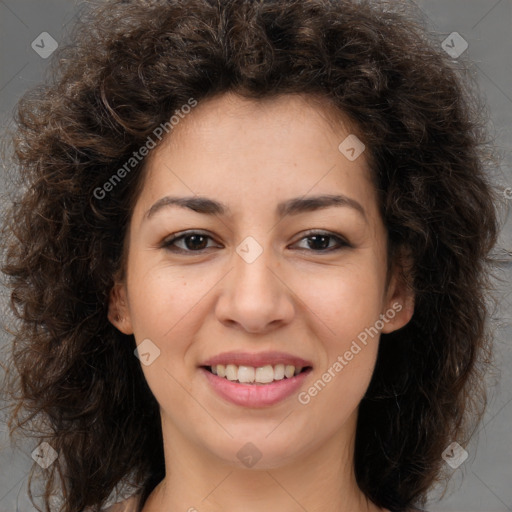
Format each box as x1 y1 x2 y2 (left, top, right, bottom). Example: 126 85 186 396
108 281 134 335
381 251 415 334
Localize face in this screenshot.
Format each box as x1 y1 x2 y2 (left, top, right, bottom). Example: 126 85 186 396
109 92 414 470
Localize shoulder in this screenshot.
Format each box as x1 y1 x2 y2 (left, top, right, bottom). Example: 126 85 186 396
102 493 142 512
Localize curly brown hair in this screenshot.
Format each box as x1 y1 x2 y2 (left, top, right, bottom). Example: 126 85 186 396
0 0 502 511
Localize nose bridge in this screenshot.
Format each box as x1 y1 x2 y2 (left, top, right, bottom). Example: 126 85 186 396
215 233 294 332
232 233 279 302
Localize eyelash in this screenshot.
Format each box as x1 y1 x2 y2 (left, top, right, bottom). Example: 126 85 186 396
160 230 351 254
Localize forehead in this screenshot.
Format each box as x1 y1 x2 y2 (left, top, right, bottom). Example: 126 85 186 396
165 92 359 151
137 92 378 220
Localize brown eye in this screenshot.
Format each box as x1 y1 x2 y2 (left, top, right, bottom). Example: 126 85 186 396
161 231 220 253
292 231 351 252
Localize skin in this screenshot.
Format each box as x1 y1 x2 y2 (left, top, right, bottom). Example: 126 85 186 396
109 92 414 512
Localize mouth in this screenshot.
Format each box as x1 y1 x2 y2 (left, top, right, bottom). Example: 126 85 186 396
200 351 313 407
202 363 312 385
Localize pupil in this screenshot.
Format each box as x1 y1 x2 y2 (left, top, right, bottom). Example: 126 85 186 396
186 235 207 250
309 235 330 250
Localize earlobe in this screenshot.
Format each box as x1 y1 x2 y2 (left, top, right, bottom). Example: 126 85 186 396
381 293 415 334
108 282 134 335
381 255 415 334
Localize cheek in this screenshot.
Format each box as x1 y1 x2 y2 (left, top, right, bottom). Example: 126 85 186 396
295 265 384 421
126 258 213 342
290 259 386 344
300 345 378 432
127 269 213 398
290 258 385 407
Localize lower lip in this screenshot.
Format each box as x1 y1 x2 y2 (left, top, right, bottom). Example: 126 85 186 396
201 367 311 407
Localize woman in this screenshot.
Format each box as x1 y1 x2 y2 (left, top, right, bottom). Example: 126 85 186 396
0 0 501 511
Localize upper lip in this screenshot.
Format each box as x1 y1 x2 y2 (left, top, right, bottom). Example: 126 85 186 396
201 351 313 368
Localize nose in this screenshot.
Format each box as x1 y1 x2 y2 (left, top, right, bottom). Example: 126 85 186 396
214 239 295 334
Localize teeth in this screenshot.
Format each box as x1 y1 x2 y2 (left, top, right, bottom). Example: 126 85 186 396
274 364 285 380
255 365 274 383
209 363 304 384
285 365 295 378
226 364 238 381
238 365 255 383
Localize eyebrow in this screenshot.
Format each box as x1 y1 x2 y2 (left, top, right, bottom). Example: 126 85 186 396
144 194 367 222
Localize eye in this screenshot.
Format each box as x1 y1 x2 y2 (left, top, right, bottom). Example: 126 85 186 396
160 230 351 254
291 231 351 252
161 231 221 253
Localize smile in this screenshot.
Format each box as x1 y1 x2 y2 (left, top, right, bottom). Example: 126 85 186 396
201 366 313 407
206 364 308 384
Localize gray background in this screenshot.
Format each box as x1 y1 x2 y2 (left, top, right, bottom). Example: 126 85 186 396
0 0 511 511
